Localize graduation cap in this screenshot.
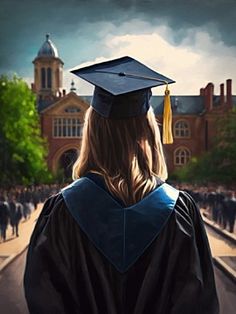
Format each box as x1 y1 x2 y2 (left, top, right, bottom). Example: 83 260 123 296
71 56 175 144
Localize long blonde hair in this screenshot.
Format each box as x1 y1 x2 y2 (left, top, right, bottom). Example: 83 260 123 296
72 107 167 206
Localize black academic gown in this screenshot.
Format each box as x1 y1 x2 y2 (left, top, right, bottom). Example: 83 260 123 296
24 176 219 314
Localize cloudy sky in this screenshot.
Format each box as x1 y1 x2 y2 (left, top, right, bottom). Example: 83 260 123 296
1 0 236 95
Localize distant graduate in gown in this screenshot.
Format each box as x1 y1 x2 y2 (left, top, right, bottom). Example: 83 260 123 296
24 56 219 314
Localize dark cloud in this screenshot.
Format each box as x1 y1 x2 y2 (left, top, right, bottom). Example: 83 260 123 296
1 0 236 74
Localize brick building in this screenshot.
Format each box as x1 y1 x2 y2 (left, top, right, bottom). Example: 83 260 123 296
153 79 235 173
32 35 235 177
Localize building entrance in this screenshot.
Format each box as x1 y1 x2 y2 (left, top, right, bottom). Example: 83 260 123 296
59 149 78 180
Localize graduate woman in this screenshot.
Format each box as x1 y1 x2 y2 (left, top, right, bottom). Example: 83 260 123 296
24 57 219 314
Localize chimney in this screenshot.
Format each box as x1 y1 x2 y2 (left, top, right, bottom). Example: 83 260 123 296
220 83 224 105
204 83 214 112
63 89 66 96
200 88 205 96
226 79 232 109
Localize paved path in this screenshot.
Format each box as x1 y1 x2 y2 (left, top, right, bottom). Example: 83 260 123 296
0 250 28 314
205 225 236 313
214 267 236 314
207 225 236 257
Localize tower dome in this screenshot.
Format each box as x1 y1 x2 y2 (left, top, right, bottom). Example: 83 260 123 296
33 34 63 98
37 34 59 58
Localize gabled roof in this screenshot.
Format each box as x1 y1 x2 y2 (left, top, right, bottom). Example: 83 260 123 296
80 95 205 115
37 92 88 113
152 96 205 115
38 94 235 115
80 96 92 104
37 98 55 112
232 96 236 106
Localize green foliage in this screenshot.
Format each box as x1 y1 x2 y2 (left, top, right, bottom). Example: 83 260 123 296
172 109 236 185
0 75 52 186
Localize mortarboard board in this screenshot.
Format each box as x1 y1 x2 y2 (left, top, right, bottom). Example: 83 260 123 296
71 56 175 143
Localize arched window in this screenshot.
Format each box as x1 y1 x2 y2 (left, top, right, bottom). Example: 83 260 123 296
47 67 52 88
59 149 78 179
56 68 61 87
174 147 191 166
41 68 46 88
174 120 190 138
34 69 38 81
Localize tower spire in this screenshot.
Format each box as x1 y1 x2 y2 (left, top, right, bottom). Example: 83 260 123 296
70 80 76 93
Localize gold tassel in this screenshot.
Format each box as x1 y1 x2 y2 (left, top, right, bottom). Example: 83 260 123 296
162 84 173 144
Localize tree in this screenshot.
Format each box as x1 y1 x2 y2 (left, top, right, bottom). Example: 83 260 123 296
0 75 51 186
212 109 236 183
172 109 236 185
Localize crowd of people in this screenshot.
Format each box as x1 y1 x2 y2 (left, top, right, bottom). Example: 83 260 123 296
175 183 236 233
0 182 235 243
0 184 62 242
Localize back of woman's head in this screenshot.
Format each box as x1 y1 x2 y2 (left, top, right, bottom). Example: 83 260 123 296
73 106 167 206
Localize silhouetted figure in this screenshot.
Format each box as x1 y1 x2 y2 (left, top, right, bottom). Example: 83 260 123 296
23 202 32 221
9 198 22 237
208 191 218 222
0 199 9 242
224 192 236 233
32 190 40 210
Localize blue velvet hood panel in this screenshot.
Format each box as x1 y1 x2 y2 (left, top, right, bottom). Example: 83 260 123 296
61 178 179 273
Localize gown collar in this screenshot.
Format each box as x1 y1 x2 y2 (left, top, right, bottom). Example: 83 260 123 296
62 177 179 273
